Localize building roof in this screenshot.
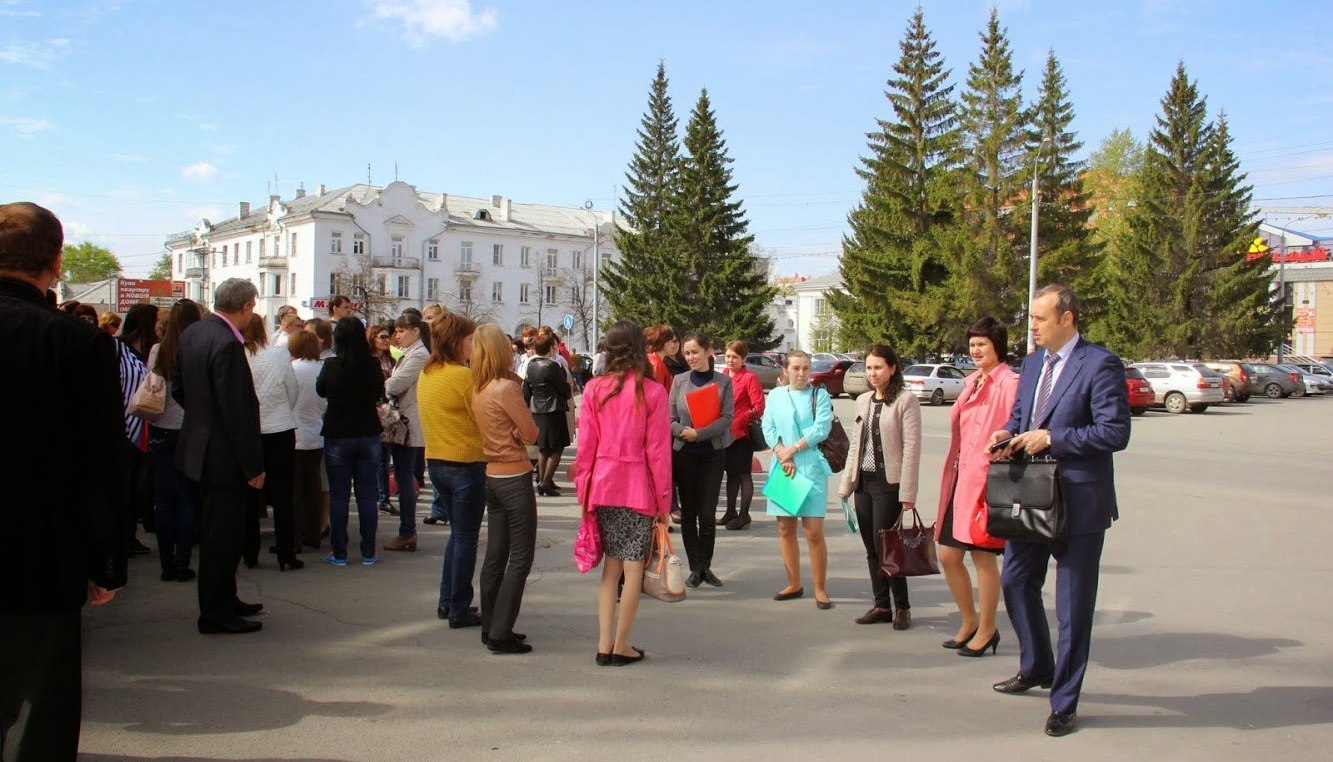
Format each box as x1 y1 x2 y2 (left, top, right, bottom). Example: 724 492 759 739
792 271 843 292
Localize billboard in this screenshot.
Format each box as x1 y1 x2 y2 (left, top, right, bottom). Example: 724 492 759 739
116 278 186 313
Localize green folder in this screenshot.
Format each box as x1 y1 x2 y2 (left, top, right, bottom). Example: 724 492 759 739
762 467 814 516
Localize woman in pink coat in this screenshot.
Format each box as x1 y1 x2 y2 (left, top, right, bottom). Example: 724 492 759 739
936 318 1018 658
574 320 672 667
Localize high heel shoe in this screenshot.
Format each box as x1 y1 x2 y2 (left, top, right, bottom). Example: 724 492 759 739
957 631 1000 657
278 557 304 572
942 628 979 650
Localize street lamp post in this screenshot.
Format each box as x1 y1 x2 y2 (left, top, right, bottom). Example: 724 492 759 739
1277 229 1287 363
1026 137 1054 355
584 200 602 352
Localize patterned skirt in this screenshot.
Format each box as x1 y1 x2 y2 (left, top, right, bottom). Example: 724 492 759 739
596 506 653 561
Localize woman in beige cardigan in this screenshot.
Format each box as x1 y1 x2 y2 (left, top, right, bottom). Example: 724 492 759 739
837 344 921 630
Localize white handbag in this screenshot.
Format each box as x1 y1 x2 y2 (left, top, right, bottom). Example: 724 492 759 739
643 520 686 602
128 372 166 420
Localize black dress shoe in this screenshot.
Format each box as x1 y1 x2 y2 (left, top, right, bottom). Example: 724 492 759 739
132 538 153 555
176 568 196 582
993 672 1054 694
449 610 483 629
482 632 528 646
487 638 533 654
198 617 262 634
942 629 979 650
701 569 722 587
685 571 703 588
160 569 177 582
595 652 613 666
437 606 450 620
773 587 805 601
610 647 645 666
235 601 263 617
815 598 833 610
1045 711 1077 737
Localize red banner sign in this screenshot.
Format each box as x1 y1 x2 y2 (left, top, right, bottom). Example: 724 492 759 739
116 278 185 312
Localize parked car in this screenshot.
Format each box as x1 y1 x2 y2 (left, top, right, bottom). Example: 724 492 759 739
810 358 851 397
810 352 842 367
1248 363 1303 398
1130 362 1224 413
1276 363 1327 395
713 352 783 390
843 361 870 397
1124 366 1155 416
1292 362 1333 387
1202 361 1252 403
902 363 969 406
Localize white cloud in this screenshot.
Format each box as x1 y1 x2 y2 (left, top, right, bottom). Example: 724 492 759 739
181 161 218 183
0 115 51 136
0 38 70 68
364 0 497 46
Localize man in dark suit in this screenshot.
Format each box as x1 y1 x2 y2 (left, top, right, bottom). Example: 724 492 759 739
173 277 267 634
990 284 1131 737
0 202 129 760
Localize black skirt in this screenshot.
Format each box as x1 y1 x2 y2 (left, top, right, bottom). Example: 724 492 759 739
938 487 1003 554
533 411 570 450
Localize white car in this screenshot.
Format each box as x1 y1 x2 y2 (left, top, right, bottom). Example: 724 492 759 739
1130 362 1225 413
902 364 969 405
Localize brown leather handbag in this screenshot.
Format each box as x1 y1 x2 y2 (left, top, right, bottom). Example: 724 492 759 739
878 507 940 577
810 390 849 472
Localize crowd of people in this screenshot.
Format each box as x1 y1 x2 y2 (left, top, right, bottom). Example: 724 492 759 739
3 200 1129 758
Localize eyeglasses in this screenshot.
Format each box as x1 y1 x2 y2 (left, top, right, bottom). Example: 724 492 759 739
377 334 390 340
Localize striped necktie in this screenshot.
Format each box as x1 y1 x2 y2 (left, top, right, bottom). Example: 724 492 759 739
1031 352 1061 426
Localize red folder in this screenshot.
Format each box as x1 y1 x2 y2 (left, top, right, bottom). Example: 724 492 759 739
685 383 722 428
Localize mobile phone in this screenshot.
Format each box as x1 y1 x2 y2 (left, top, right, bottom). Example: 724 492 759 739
988 437 1015 453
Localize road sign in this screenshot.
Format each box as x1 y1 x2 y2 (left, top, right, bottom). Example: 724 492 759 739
562 314 575 331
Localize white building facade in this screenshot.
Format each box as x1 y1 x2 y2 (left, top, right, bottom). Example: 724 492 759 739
166 181 617 351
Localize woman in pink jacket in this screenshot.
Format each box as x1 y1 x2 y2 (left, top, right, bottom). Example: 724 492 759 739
574 320 672 667
936 318 1018 657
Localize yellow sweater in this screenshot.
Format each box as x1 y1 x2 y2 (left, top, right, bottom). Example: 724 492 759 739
416 363 485 463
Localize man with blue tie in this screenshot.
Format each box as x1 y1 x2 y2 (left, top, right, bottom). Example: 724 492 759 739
989 284 1131 737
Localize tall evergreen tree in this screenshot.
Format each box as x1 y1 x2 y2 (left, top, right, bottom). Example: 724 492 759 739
669 89 777 348
1081 128 1145 344
943 7 1030 342
829 7 959 356
604 61 683 327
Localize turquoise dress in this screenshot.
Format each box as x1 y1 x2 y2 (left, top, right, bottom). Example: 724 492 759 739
761 385 834 517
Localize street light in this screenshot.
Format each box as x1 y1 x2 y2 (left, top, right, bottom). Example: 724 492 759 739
1026 136 1055 355
584 199 602 351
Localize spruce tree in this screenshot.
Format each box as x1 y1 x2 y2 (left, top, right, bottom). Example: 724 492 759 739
829 7 958 357
604 61 684 328
1081 128 1145 345
669 88 777 349
944 8 1030 342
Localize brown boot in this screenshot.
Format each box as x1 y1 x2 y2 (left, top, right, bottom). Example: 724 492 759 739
855 607 894 625
893 608 912 630
383 536 418 552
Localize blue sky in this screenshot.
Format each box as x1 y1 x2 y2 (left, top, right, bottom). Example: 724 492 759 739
4 0 1332 278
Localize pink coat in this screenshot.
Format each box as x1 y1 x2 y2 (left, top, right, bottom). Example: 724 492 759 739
935 363 1018 549
573 373 672 518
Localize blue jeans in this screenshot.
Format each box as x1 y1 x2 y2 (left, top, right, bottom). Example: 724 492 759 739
391 445 423 539
325 436 382 560
148 427 195 573
429 461 486 613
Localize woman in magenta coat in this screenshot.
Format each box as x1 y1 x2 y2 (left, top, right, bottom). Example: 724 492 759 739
574 320 672 667
936 317 1018 657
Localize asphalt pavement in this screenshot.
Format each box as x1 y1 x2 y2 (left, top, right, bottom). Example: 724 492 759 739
78 394 1333 761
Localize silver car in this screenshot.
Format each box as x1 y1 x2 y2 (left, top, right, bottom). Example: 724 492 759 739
843 361 870 397
902 364 968 406
1277 364 1327 396
1130 362 1225 413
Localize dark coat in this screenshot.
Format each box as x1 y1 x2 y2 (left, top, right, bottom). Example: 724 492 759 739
172 314 263 487
523 356 571 414
0 278 129 613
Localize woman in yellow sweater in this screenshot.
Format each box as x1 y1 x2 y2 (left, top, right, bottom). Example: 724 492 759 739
418 314 487 629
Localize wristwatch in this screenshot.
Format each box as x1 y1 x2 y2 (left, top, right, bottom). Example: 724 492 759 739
1045 432 1052 449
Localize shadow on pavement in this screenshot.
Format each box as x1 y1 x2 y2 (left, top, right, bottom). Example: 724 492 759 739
1093 632 1302 670
1084 685 1333 730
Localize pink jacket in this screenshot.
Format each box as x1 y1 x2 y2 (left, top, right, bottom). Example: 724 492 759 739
936 363 1018 549
573 373 672 518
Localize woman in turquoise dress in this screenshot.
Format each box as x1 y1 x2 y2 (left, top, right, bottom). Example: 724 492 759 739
761 349 835 609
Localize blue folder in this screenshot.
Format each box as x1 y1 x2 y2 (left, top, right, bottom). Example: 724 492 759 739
762 467 814 516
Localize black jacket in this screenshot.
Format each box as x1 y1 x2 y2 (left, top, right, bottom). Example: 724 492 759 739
316 356 385 438
523 356 571 414
172 314 264 487
0 278 129 613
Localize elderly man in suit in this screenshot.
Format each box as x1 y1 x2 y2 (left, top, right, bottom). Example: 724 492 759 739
0 202 129 761
173 278 267 635
990 284 1131 737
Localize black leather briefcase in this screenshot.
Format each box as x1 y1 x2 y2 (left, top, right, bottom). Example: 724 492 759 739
984 456 1067 543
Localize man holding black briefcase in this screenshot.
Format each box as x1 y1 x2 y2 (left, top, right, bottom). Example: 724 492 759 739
989 284 1130 737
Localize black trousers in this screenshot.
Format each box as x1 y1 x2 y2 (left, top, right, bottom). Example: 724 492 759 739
673 447 725 572
0 609 81 761
293 448 324 546
479 474 538 641
260 430 297 561
723 439 754 515
197 484 248 623
854 473 910 610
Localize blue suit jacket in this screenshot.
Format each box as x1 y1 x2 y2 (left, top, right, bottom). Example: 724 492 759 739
1005 337 1131 535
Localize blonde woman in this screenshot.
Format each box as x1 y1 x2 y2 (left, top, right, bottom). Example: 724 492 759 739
471 325 540 653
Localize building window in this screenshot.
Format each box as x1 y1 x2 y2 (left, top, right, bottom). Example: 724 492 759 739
546 248 558 270
491 281 502 303
427 277 439 300
246 241 253 263
273 273 282 296
258 238 266 258
427 239 438 260
519 283 530 304
376 274 386 294
232 246 238 265
520 246 531 268
397 275 410 298
353 233 365 255
391 235 404 258
544 284 557 304
492 243 503 266
460 241 473 265
459 281 472 303
815 298 828 315
290 232 298 257
258 275 265 296
221 244 228 265
331 231 343 254
572 250 583 270
330 273 341 295
176 252 182 272
290 273 297 294
211 252 217 269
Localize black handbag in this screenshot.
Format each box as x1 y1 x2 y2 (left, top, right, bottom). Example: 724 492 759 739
747 419 769 451
984 456 1066 543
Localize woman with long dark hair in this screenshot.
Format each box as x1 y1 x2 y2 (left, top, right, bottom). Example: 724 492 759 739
148 299 203 581
574 320 672 665
838 344 922 630
316 317 386 566
117 302 160 555
382 310 431 552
